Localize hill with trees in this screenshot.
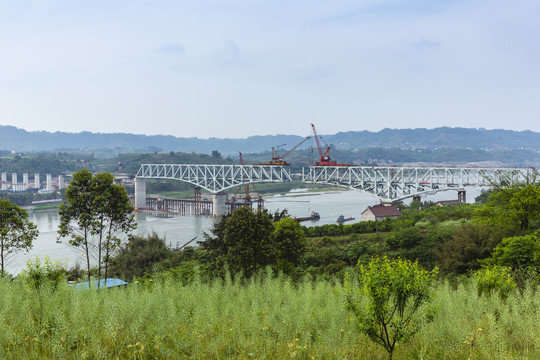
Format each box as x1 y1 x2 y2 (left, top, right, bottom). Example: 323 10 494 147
3 125 540 155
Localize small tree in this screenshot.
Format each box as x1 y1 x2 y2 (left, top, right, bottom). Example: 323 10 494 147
475 265 516 301
0 199 39 275
58 169 94 285
345 256 438 360
58 169 136 286
272 217 306 274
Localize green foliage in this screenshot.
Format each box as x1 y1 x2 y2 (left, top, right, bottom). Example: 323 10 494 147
345 256 438 359
487 234 540 271
0 271 539 358
272 217 306 274
386 227 423 250
434 223 501 275
58 169 136 286
475 265 516 300
200 207 307 278
0 199 39 274
111 232 174 280
20 256 66 292
476 183 540 231
0 154 80 177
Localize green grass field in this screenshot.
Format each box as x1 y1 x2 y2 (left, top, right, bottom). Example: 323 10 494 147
1 271 538 359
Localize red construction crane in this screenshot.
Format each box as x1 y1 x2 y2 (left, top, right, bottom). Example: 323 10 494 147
310 123 349 166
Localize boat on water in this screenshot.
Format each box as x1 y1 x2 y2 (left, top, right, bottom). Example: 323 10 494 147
336 215 355 223
295 211 320 222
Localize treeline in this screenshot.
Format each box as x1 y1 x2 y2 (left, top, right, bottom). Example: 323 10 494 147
0 154 82 176
103 183 540 284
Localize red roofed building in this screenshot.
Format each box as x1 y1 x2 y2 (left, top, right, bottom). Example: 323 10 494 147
361 203 402 222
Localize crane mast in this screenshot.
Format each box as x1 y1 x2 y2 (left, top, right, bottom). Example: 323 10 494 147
310 123 349 166
311 123 336 166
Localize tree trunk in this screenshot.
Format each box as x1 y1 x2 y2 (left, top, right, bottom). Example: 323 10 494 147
0 237 4 274
85 228 91 287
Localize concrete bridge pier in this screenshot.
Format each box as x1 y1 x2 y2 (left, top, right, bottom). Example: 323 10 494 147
212 192 228 216
134 178 146 209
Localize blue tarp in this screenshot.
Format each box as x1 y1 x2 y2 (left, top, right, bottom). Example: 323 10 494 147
74 278 128 289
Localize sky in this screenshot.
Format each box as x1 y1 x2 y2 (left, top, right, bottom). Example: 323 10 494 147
0 0 539 138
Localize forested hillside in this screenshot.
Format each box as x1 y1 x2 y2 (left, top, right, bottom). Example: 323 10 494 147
2 125 540 154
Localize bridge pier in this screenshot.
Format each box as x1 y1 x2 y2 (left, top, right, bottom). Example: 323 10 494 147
134 178 146 209
212 192 228 216
458 190 466 203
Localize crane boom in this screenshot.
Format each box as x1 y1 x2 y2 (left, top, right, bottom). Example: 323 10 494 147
311 123 324 158
281 136 311 159
259 136 311 166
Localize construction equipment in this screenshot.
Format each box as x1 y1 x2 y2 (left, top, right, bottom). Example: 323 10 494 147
310 123 349 166
259 136 311 166
233 152 262 203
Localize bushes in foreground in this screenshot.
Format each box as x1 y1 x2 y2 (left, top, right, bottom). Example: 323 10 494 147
0 268 539 359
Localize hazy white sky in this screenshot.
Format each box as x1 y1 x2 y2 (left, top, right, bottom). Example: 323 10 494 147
1 0 539 138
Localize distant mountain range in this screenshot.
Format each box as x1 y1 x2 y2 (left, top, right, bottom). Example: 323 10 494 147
1 125 540 155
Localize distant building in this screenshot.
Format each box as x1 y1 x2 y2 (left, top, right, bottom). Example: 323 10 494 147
361 203 402 222
435 200 463 207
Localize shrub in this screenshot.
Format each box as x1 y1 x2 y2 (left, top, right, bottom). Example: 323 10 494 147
345 256 438 360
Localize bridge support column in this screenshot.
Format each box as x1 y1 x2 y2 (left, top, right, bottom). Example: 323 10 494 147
458 190 466 203
134 178 146 209
212 192 228 216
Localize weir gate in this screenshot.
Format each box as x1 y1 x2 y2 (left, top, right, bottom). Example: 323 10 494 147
134 164 538 216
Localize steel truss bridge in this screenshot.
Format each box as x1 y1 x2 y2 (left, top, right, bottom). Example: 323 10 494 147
302 166 538 200
136 164 537 201
136 164 291 193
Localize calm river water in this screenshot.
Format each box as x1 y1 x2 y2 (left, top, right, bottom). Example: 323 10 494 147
8 188 483 274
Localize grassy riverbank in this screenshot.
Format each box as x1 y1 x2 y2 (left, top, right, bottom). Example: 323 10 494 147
1 272 538 359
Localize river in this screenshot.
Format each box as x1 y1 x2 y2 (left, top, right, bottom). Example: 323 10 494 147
7 188 483 274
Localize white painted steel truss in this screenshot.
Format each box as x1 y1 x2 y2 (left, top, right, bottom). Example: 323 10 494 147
302 166 538 201
136 164 292 193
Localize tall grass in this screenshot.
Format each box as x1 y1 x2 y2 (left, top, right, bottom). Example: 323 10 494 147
0 272 538 359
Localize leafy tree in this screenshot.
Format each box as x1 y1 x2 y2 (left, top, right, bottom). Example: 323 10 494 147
476 183 540 232
475 265 516 301
92 173 137 284
345 256 438 360
220 206 274 276
486 234 540 271
0 199 39 275
111 232 174 280
272 217 306 274
199 207 302 277
433 223 501 275
58 169 94 285
58 169 136 286
105 184 137 281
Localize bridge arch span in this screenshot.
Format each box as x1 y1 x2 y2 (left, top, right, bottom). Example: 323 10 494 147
134 164 292 212
302 165 537 201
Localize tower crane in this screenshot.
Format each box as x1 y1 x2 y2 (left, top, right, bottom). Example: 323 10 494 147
259 136 311 166
310 123 350 166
